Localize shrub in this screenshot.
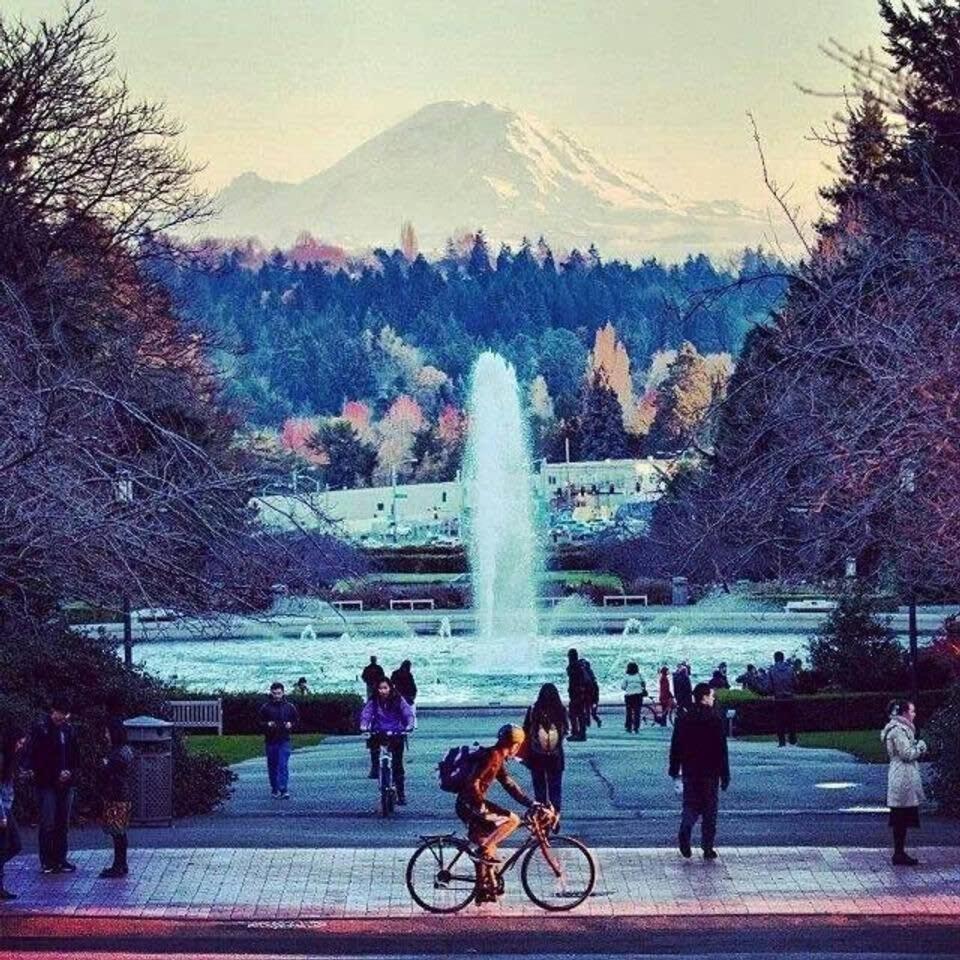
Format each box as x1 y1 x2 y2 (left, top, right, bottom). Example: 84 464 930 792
172 735 237 816
807 590 909 691
0 625 234 820
925 684 960 816
725 689 948 736
173 691 362 735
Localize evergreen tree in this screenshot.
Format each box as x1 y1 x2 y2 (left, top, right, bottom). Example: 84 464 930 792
578 370 629 460
467 230 492 278
310 420 377 489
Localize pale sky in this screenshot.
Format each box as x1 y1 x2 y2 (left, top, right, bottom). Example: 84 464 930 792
13 1 883 219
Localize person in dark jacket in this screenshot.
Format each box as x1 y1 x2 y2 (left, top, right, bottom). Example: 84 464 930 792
360 656 386 700
28 698 78 874
98 721 134 878
708 662 730 690
258 682 299 800
523 683 569 813
669 682 730 860
390 660 418 705
566 648 595 741
672 662 693 715
0 724 26 899
768 651 798 746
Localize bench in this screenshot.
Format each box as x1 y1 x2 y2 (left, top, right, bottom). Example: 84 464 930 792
389 598 435 611
166 699 223 735
331 599 364 612
602 594 648 607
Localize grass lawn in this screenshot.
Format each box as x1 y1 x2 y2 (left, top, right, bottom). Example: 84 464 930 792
184 734 325 765
743 729 886 764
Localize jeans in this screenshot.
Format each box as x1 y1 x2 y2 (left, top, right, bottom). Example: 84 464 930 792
265 740 292 793
530 766 563 812
624 694 643 732
774 698 797 746
678 776 719 852
38 787 73 868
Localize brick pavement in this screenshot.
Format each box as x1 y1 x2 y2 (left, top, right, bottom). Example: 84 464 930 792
1 846 958 920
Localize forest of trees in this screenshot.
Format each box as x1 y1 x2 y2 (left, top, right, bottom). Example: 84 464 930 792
154 239 786 486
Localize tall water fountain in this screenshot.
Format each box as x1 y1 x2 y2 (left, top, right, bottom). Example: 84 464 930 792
463 352 542 665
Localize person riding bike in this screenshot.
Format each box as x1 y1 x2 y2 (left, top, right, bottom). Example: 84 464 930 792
455 723 546 902
359 678 415 805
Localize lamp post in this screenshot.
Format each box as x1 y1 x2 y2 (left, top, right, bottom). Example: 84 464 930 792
899 460 919 706
115 472 135 668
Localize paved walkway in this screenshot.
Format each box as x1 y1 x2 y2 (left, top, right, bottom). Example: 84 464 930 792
2 846 958 920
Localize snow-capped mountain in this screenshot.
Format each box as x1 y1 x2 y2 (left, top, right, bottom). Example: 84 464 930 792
209 101 771 260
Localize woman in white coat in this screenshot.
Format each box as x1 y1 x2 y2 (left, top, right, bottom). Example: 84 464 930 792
881 700 927 866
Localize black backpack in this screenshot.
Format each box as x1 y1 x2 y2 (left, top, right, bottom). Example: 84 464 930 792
437 744 485 793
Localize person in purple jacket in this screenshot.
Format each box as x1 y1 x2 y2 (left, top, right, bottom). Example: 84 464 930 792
359 679 415 805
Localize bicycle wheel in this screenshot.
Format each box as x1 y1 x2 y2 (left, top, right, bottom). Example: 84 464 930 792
380 758 394 816
520 835 596 911
406 838 477 913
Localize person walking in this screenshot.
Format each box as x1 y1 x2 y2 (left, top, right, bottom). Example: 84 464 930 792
28 698 78 874
258 682 299 800
523 683 568 813
658 666 673 726
621 663 646 733
390 659 418 705
359 678 415 804
361 656 385 700
768 651 798 746
708 663 730 690
672 662 693 715
669 682 730 861
882 700 927 866
98 721 134 879
566 648 594 741
0 724 26 899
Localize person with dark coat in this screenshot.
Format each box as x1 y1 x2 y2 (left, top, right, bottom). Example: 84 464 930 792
672 662 693 715
361 656 386 700
658 666 673 726
0 724 26 899
708 662 730 690
258 682 300 799
768 651 798 746
523 683 569 813
390 660 418 705
98 721 134 878
566 648 596 741
669 682 730 860
28 698 78 874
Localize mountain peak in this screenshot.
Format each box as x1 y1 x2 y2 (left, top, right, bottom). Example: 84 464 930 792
208 102 768 260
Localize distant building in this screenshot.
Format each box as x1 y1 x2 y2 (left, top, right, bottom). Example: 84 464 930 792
256 457 672 540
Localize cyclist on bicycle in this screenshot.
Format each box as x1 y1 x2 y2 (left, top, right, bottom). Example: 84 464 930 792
359 678 415 804
456 723 542 902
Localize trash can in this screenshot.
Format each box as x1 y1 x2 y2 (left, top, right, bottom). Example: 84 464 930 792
671 576 689 606
124 715 173 826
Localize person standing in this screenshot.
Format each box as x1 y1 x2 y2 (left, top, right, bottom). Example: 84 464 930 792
882 700 927 866
621 663 646 733
28 698 78 874
292 677 310 697
361 656 385 700
566 648 592 741
658 666 673 726
768 651 798 746
669 682 730 861
98 721 134 878
359 678 415 804
672 662 693 715
709 663 730 690
523 683 568 812
258 682 299 800
390 659 418 705
0 724 26 899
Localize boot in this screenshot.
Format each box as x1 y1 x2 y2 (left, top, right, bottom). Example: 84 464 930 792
395 776 407 805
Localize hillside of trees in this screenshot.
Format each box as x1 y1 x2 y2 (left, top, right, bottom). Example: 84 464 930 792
154 239 786 485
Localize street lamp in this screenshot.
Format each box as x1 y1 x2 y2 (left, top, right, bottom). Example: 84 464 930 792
114 472 134 668
899 461 919 706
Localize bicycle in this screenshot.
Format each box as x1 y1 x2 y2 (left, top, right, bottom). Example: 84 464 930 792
365 732 407 817
405 805 596 913
640 701 675 727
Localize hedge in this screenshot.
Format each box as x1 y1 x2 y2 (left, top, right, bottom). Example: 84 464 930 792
173 691 362 735
719 688 951 736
